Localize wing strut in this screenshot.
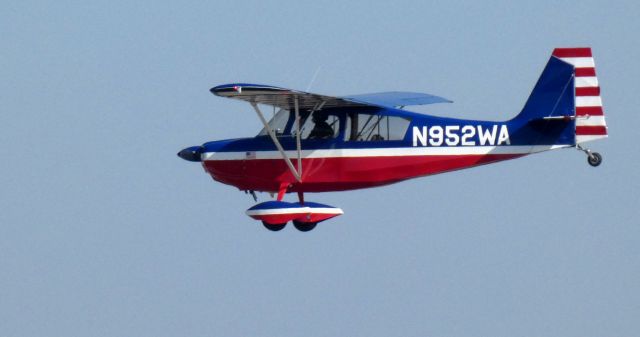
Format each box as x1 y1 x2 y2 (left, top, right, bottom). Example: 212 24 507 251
251 102 302 182
294 97 302 179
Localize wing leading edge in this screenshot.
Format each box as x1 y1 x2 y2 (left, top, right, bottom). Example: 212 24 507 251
210 83 451 110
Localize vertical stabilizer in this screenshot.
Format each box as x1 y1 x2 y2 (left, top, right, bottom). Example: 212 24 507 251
552 48 608 144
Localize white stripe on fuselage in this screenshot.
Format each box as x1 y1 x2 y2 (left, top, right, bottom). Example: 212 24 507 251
202 145 569 161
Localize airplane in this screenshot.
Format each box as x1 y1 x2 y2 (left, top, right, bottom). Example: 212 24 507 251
178 47 607 232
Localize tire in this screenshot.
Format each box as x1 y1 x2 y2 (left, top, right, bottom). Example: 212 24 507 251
262 221 287 231
292 220 317 232
587 152 602 167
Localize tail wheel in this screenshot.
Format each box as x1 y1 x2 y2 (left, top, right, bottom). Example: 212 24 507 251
262 221 287 231
587 152 602 167
292 220 317 232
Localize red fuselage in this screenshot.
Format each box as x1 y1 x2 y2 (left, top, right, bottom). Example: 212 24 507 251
201 144 525 193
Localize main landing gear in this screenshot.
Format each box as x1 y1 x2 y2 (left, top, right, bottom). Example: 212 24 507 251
292 220 317 232
248 190 343 232
260 220 318 232
577 144 603 167
262 221 287 232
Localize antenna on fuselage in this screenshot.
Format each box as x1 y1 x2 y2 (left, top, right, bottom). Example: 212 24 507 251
245 190 258 202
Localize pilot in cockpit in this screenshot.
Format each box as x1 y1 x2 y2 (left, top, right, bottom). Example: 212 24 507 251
308 112 334 139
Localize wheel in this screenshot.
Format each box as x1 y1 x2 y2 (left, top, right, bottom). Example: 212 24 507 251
262 221 286 231
292 220 317 232
587 152 602 167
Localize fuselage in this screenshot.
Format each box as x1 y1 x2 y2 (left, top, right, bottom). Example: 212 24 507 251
197 106 574 193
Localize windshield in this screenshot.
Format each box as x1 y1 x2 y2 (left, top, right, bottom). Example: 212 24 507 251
257 108 290 136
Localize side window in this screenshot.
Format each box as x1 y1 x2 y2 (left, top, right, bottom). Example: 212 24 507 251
344 113 410 141
297 112 340 140
258 108 290 136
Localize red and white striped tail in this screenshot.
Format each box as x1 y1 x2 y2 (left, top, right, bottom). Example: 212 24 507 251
552 48 607 144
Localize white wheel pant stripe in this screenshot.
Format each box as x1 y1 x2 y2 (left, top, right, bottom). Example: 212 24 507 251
247 207 343 216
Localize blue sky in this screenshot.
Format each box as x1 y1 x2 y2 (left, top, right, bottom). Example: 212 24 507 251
2 1 639 336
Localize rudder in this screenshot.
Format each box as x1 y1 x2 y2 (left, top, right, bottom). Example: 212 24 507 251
552 48 608 144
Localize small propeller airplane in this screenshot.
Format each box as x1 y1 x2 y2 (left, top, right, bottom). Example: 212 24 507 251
179 47 607 232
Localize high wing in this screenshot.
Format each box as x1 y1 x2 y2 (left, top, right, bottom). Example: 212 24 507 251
210 83 451 110
211 83 366 110
343 91 452 107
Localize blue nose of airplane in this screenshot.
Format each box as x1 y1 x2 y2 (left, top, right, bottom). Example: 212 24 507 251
177 146 203 162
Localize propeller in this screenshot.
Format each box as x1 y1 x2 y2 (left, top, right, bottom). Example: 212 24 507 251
177 146 203 162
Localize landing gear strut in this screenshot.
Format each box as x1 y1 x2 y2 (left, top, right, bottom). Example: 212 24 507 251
291 191 317 232
577 144 603 167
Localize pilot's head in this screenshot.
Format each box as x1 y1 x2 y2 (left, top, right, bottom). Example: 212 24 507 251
312 112 328 123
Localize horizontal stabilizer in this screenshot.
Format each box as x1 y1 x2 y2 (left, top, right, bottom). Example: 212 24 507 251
541 115 575 121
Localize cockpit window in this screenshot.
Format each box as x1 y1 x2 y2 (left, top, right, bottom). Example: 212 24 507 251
294 112 340 140
257 108 290 136
345 113 410 141
258 108 341 140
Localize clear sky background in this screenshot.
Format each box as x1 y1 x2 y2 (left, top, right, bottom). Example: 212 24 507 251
2 1 639 336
